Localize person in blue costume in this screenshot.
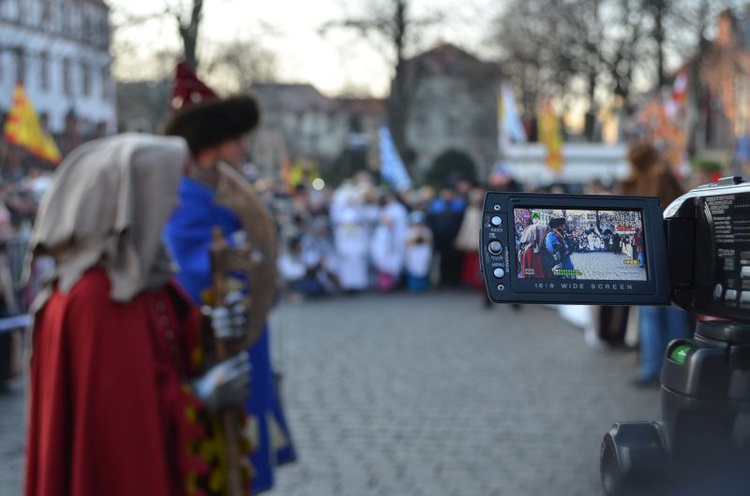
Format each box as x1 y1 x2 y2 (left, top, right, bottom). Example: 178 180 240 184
162 94 296 493
544 217 575 279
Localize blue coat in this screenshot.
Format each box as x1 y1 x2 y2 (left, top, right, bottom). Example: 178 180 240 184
164 177 297 493
544 230 574 272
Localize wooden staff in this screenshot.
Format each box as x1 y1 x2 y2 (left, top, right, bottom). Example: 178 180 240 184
209 227 247 496
207 162 277 495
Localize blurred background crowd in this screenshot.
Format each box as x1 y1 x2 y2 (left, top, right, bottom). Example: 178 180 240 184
2 0 750 389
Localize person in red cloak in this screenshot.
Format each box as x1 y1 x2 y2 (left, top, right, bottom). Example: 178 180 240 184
518 223 548 279
23 133 250 496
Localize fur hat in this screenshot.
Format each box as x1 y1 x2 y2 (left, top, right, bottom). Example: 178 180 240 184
549 217 566 229
162 94 261 156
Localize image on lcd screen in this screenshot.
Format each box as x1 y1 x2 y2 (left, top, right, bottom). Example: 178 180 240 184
513 208 647 281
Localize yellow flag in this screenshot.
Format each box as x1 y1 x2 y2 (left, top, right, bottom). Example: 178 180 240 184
4 84 62 164
538 100 563 173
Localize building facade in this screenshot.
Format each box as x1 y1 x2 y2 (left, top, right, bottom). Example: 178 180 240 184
0 0 116 138
401 43 503 181
249 83 385 181
249 44 503 185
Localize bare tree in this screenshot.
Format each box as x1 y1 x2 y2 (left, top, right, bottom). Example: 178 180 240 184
320 0 444 161
492 0 579 113
492 0 746 137
601 0 648 104
204 39 278 91
175 0 203 69
110 0 204 69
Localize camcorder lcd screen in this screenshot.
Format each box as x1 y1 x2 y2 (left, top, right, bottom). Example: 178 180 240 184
513 208 647 281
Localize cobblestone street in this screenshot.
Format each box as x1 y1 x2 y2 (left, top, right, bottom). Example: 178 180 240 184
569 252 646 281
1 290 659 496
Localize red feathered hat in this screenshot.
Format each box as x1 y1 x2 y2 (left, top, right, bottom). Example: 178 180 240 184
170 61 218 111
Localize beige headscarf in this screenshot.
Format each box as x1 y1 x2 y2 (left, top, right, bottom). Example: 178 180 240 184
28 133 188 309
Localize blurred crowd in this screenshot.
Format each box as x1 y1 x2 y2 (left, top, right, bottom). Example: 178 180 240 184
0 135 699 388
0 154 56 317
261 170 497 301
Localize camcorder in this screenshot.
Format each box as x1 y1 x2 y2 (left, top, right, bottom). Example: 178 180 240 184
481 177 750 496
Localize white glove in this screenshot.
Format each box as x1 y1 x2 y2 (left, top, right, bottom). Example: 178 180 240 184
209 291 248 341
191 352 251 413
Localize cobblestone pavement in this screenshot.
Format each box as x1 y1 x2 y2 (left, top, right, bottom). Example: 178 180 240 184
569 252 646 281
0 290 660 496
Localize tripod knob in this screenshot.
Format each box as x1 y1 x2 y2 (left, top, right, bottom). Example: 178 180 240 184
600 422 669 496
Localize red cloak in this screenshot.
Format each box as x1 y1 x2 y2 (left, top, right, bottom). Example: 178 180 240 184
25 268 208 496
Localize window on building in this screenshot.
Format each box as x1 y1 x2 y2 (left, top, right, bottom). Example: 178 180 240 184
81 62 91 96
63 58 72 95
98 17 110 47
50 1 61 30
14 48 25 84
39 112 49 132
100 67 111 100
41 0 51 22
61 2 70 35
40 52 49 91
7 0 21 20
82 16 89 39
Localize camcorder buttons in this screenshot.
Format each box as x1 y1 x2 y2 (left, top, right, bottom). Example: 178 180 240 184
742 266 750 279
726 289 738 302
488 241 503 255
491 216 503 227
493 268 505 279
741 292 750 304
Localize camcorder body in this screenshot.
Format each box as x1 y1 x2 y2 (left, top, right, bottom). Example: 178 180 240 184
481 177 750 496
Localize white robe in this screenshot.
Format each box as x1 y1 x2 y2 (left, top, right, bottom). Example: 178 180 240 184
371 224 405 276
331 205 369 290
382 200 409 253
405 225 433 277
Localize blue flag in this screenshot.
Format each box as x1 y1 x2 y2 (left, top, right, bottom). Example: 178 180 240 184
379 125 412 191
